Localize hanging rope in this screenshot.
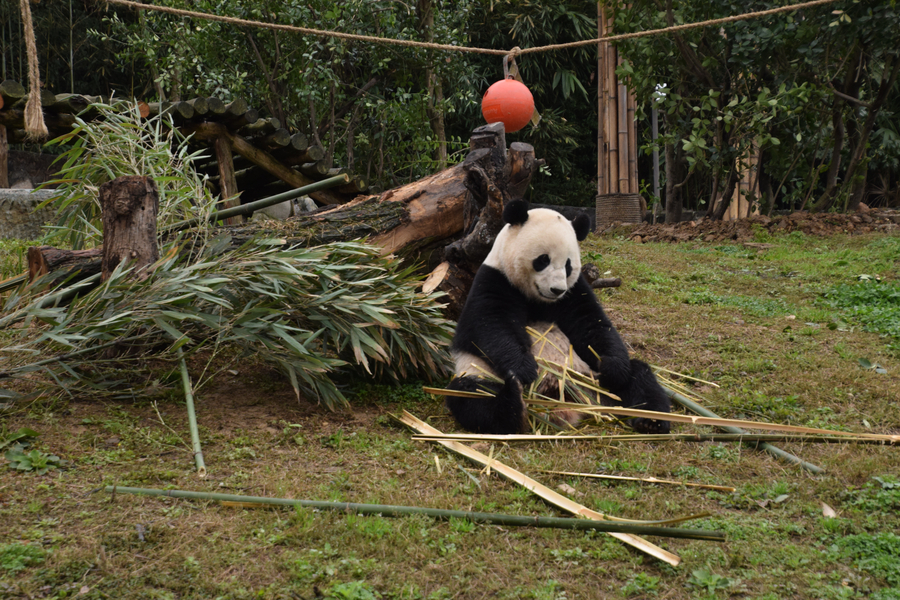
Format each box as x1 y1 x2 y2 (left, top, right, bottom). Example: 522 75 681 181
104 0 843 57
20 0 47 140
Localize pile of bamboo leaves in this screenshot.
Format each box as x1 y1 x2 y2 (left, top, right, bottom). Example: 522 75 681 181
0 236 452 409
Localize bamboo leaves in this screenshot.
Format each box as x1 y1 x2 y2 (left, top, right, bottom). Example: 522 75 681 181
1 238 453 410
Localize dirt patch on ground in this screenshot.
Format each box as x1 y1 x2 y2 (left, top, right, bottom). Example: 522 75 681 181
607 208 900 244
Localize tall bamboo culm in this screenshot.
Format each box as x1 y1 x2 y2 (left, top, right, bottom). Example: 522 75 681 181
597 2 641 196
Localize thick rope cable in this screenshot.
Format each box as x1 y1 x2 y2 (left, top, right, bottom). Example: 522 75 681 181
105 0 843 57
20 0 48 140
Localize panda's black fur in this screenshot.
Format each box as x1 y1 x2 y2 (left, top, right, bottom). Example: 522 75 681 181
445 199 671 434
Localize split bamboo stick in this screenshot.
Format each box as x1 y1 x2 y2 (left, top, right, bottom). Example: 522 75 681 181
398 411 683 566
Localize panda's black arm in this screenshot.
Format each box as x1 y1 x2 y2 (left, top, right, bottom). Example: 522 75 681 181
452 266 538 384
550 275 633 389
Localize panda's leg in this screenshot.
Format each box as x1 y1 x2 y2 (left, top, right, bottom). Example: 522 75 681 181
445 376 528 434
618 359 672 434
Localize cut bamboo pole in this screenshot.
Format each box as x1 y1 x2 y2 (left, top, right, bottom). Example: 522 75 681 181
605 6 619 194
617 77 630 194
398 411 683 566
164 174 349 233
627 89 638 195
102 485 725 541
597 3 607 197
412 432 899 446
177 346 206 477
525 401 898 446
664 388 827 474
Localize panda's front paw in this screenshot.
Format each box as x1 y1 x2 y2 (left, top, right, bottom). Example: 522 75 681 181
629 417 671 434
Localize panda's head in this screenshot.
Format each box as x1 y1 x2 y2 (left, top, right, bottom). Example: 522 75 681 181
483 200 591 303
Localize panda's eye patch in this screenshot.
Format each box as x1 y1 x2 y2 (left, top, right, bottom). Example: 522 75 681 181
565 259 572 277
533 254 551 272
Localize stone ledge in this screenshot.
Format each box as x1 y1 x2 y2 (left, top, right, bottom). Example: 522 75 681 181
0 189 59 240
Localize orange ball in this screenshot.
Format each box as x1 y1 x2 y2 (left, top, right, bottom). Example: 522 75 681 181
481 78 534 133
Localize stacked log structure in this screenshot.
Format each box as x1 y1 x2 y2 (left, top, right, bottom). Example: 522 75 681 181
0 80 367 208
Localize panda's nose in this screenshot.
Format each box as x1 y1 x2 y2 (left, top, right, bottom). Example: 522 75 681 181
550 287 566 296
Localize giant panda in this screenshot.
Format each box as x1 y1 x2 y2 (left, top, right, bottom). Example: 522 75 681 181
444 199 671 434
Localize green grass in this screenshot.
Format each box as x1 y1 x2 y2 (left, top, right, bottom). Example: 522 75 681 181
1 228 899 598
0 238 37 280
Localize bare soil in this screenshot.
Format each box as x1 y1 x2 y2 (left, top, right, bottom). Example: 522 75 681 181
619 208 900 244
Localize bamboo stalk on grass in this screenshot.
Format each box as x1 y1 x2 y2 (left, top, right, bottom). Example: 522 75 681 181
397 411 685 567
102 485 725 541
540 470 736 492
412 432 900 446
177 346 206 477
663 387 827 474
524 396 899 445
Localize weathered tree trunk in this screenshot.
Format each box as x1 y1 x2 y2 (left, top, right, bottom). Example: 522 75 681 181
417 0 448 168
664 143 682 224
100 176 160 281
27 246 102 283
0 124 7 188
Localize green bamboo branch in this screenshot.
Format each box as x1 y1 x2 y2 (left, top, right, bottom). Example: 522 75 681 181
177 347 206 477
663 387 825 474
0 335 148 380
103 485 725 541
0 273 28 294
163 173 350 233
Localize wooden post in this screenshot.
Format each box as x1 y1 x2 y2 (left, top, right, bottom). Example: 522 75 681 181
605 7 619 194
627 88 638 195
507 142 537 199
0 124 7 188
213 134 242 225
597 2 607 197
100 176 159 281
617 78 630 193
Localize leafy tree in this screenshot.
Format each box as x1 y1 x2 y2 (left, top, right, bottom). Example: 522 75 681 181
95 0 478 189
612 0 900 218
464 0 600 205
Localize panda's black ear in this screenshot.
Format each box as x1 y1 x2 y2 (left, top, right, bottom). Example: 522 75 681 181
572 213 591 241
503 199 530 226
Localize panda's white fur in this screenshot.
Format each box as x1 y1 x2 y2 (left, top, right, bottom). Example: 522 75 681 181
483 208 582 303
444 199 671 434
454 208 590 393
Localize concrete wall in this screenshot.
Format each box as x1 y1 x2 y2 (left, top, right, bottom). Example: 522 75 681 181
0 189 57 240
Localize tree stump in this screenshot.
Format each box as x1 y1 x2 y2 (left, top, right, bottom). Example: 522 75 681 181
100 176 159 281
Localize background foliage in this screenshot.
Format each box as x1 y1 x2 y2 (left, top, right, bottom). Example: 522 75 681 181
3 0 899 213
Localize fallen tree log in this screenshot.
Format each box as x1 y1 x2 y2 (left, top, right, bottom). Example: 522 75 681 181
25 124 543 318
27 246 102 283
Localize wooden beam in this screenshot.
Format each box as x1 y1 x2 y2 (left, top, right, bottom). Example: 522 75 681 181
213 134 242 225
182 123 349 205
